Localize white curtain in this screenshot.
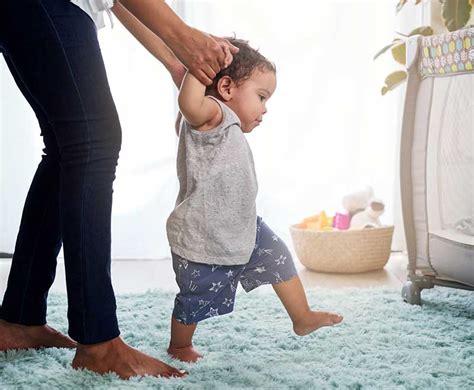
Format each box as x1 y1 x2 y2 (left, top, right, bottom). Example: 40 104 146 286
176 0 406 250
0 60 44 254
98 21 179 259
1 0 426 258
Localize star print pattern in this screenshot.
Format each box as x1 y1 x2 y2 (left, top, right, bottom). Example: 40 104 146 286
257 248 273 257
198 299 210 307
273 272 283 284
176 311 187 323
274 255 287 265
189 280 198 292
240 279 253 291
209 281 224 292
177 257 189 269
171 217 298 325
222 298 234 307
205 307 219 317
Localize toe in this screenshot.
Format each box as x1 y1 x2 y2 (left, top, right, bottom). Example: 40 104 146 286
170 368 187 377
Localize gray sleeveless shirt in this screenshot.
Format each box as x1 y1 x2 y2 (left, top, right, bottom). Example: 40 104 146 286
166 97 258 265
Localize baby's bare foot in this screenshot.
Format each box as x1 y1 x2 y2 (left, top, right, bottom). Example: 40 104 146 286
0 319 76 351
293 311 343 336
72 337 186 379
167 344 203 363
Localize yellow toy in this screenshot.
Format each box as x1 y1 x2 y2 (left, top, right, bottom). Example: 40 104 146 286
298 211 333 231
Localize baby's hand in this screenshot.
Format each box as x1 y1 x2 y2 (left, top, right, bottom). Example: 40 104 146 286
212 36 239 69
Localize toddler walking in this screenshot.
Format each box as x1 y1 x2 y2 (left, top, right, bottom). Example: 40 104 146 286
166 38 343 363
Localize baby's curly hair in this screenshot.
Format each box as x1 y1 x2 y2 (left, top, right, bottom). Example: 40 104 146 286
206 37 276 98
175 37 275 135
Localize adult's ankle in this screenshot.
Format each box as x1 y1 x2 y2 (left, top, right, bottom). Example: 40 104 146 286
76 336 122 357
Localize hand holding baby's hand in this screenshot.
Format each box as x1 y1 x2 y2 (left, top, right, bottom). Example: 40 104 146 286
212 35 239 68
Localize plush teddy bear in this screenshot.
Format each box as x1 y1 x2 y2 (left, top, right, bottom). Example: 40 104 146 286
341 186 385 229
349 198 385 229
342 186 374 215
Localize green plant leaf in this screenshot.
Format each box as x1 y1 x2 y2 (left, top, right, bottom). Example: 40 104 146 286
395 31 409 37
442 0 472 32
397 0 424 13
373 39 403 61
396 0 408 13
381 71 408 95
391 42 406 65
408 26 434 36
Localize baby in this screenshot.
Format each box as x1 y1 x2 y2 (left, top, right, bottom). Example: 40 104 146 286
166 38 343 363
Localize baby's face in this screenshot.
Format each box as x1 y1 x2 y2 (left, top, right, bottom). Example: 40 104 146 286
228 69 277 133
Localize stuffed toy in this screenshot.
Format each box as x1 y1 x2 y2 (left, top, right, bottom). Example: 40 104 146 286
342 186 385 229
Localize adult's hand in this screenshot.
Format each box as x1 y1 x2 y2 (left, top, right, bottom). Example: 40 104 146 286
118 0 239 85
171 28 239 85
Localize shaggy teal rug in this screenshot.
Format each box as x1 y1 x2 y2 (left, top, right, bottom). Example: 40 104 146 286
0 288 473 389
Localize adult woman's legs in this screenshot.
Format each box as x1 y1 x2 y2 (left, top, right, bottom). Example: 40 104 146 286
0 0 120 345
0 0 184 378
0 54 62 326
0 53 76 350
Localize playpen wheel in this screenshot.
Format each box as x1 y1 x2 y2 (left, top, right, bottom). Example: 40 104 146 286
401 281 421 305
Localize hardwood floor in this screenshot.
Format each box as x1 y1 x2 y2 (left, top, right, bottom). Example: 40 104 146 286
0 253 408 297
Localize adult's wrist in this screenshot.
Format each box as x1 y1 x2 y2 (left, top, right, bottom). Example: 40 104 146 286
119 0 189 45
159 23 191 55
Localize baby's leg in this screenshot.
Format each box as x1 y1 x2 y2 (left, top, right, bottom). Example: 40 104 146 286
272 276 343 336
167 316 202 363
168 252 244 362
242 218 343 336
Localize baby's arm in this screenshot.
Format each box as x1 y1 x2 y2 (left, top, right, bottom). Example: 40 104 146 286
178 72 223 131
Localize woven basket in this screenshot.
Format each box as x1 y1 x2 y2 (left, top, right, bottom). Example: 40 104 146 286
289 225 394 273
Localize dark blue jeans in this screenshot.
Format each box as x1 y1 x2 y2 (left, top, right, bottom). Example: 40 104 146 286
0 0 121 344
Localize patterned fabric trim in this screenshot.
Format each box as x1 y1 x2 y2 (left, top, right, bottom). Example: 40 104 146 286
419 27 474 78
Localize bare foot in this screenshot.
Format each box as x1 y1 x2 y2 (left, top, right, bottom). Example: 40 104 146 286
293 311 343 336
72 337 187 379
0 319 76 351
167 344 203 363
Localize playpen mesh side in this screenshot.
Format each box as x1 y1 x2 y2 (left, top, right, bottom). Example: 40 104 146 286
424 68 474 285
403 30 474 284
436 75 474 234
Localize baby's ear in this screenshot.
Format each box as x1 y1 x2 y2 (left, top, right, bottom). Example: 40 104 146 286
216 76 235 101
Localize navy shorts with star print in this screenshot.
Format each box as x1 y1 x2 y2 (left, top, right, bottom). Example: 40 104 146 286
171 216 298 325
